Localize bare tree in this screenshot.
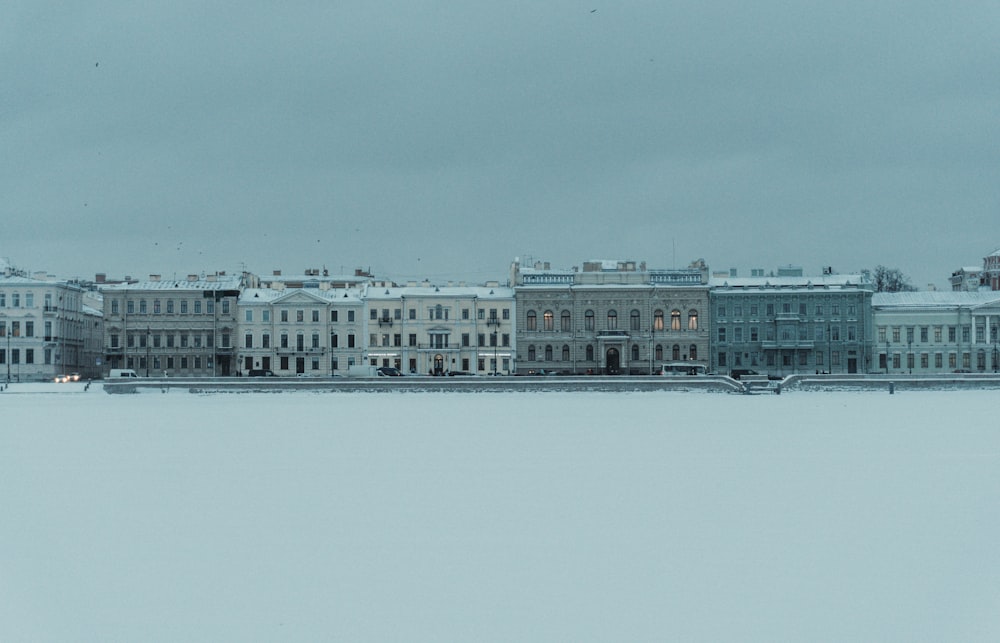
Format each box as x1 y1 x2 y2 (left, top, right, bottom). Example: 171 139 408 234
872 265 917 292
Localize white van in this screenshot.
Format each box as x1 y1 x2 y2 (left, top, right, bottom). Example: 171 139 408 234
108 369 139 378
659 362 708 376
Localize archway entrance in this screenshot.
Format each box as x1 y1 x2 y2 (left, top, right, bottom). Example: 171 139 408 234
433 354 444 375
606 347 621 375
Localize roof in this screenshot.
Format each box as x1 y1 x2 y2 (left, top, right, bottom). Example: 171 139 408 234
239 287 363 304
363 284 514 300
709 274 871 290
872 291 1000 308
99 275 243 292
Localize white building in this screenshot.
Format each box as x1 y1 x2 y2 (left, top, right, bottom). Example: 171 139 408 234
872 291 1000 373
363 282 515 375
0 264 102 381
238 286 364 376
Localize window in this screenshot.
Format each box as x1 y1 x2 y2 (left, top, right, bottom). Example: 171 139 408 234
25 321 34 337
221 300 230 315
139 300 147 314
409 334 417 347
561 311 571 332
934 327 942 342
948 326 957 343
195 301 202 314
920 327 928 343
544 345 553 361
330 310 338 322
330 333 337 348
462 333 470 347
671 310 681 331
630 310 640 331
527 345 536 361
167 300 174 314
718 352 727 367
166 334 174 348
653 310 664 331
280 333 288 348
281 310 288 322
262 333 270 348
689 345 697 361
297 310 304 322
312 310 319 323
153 299 161 314
348 334 355 348
180 300 188 314
221 333 230 349
245 334 253 348
370 309 378 320
543 311 554 331
526 311 537 331
111 300 119 314
586 345 594 361
262 310 270 322
206 301 214 314
655 344 663 360
672 344 680 360
718 328 726 342
718 305 726 317
689 310 699 331
878 327 886 342
631 344 639 360
585 310 595 331
766 303 775 316
562 345 571 361
607 310 617 330
892 327 900 343
312 333 320 349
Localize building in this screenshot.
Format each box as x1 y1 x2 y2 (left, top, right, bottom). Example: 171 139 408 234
872 291 1000 373
513 258 710 375
984 249 1000 291
709 269 874 376
363 282 514 375
237 285 365 376
950 266 983 292
100 273 243 377
0 264 102 381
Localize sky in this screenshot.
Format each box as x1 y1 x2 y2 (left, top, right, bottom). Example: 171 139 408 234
3 388 1000 641
3 1 998 288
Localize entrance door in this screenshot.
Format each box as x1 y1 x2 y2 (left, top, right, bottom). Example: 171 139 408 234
433 354 444 375
606 347 620 375
848 358 857 374
296 357 305 374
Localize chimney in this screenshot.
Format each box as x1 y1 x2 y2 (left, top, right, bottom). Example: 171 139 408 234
187 274 198 281
273 270 282 276
95 273 106 284
149 274 161 281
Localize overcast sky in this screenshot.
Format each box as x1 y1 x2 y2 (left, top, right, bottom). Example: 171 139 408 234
3 1 998 288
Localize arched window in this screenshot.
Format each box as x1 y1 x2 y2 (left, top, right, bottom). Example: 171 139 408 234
630 309 641 331
607 310 618 330
653 310 664 331
655 344 663 360
434 304 444 320
527 345 536 360
543 311 554 331
561 310 571 332
688 310 699 330
631 344 640 360
526 310 537 331
585 310 595 331
671 310 681 331
672 344 680 360
562 345 570 361
689 344 697 360
544 345 553 361
586 344 594 361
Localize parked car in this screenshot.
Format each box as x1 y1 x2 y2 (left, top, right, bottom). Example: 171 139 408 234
377 366 403 376
247 369 277 377
729 369 760 380
108 369 139 378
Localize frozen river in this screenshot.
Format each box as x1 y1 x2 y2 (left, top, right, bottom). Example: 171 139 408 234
2 386 999 641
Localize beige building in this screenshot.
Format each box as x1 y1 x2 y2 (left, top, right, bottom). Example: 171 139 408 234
362 282 514 375
512 258 711 375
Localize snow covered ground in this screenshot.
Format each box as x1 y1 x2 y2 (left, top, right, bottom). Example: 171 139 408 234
2 385 999 641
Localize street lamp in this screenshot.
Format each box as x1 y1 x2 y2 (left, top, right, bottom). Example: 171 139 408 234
146 326 151 377
885 339 890 375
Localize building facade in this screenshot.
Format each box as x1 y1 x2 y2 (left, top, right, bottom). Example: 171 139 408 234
710 269 875 376
362 283 515 375
100 273 243 377
0 270 101 381
513 259 710 375
872 292 1000 373
237 286 365 376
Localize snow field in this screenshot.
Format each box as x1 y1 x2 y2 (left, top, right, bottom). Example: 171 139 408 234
1 390 999 641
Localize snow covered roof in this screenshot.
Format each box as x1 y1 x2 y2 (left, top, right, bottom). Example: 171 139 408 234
99 275 243 292
239 287 363 304
709 274 871 290
873 291 1000 308
364 284 514 300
